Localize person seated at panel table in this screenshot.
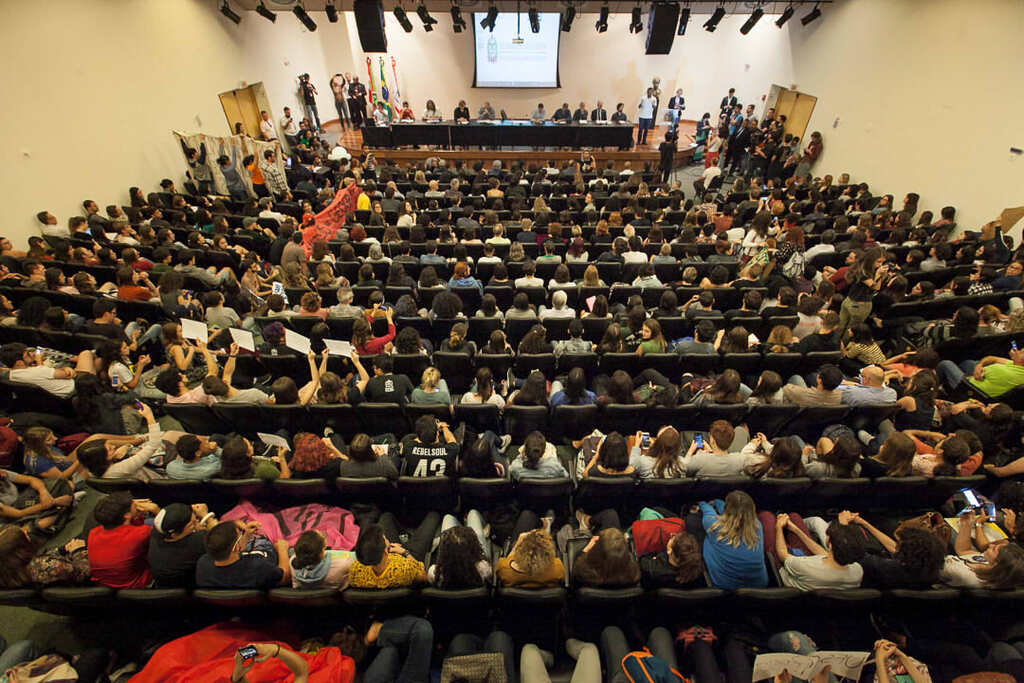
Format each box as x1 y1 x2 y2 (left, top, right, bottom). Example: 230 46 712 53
530 103 547 122
572 102 589 122
552 103 572 122
372 101 390 127
478 101 496 120
423 99 441 121
611 102 628 123
454 100 471 123
397 101 415 122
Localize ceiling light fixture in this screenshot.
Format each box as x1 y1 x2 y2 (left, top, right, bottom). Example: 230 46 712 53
703 5 725 32
393 5 414 31
528 6 540 33
629 5 643 33
219 1 241 24
450 2 466 32
801 2 822 25
595 4 609 32
676 5 690 35
561 4 575 31
293 3 317 31
740 6 763 34
775 4 794 27
416 4 438 30
325 2 338 22
255 1 276 22
480 5 498 31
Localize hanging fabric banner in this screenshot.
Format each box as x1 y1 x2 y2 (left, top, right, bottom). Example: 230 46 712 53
390 55 402 107
365 56 377 109
378 57 393 119
172 131 285 199
302 182 361 256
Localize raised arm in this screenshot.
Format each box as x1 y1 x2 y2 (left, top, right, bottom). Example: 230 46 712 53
297 350 321 405
848 512 897 554
222 344 238 388
781 515 828 556
350 350 370 393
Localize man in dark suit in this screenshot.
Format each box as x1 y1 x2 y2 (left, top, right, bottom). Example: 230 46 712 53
348 77 367 128
591 101 608 122
667 89 685 131
719 87 737 117
572 102 588 122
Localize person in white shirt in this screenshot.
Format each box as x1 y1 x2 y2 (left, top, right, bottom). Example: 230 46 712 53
539 290 575 321
773 513 865 591
697 165 722 196
619 161 635 177
622 240 647 265
257 198 287 225
530 104 547 122
803 229 837 262
372 102 390 126
514 262 545 289
636 88 656 145
280 107 299 143
259 110 277 141
36 211 69 237
2 343 96 398
328 141 351 162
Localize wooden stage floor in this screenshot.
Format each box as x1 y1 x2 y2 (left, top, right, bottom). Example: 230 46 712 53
321 118 697 171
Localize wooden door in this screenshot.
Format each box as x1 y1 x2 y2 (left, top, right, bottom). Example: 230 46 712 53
235 85 263 138
219 91 244 135
775 89 798 122
786 93 817 142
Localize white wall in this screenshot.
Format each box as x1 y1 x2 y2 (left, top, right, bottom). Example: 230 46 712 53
789 0 1024 236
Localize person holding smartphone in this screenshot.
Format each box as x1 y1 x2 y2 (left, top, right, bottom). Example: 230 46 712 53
231 642 309 683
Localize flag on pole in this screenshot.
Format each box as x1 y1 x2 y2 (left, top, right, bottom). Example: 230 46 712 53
390 56 402 107
365 57 377 108
378 57 394 120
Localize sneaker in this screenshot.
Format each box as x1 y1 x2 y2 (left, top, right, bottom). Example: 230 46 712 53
857 429 874 446
73 491 87 504
499 434 512 452
323 427 335 438
575 509 590 533
541 509 555 532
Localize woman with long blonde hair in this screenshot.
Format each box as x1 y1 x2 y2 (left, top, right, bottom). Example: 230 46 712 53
696 490 768 588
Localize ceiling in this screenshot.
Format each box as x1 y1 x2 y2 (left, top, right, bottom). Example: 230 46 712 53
230 0 830 14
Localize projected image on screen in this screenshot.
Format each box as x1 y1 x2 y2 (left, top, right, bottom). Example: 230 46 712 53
473 12 561 88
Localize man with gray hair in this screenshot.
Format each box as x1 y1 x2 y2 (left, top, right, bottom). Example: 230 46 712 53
329 287 363 318
258 197 286 225
540 290 575 320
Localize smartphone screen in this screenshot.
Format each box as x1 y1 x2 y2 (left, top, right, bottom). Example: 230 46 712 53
961 488 980 508
985 503 996 518
1012 341 1018 352
640 432 650 448
238 646 258 661
694 433 704 449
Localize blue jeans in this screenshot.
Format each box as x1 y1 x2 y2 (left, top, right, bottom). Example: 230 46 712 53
638 118 652 144
364 616 434 683
0 640 39 672
937 359 978 391
126 322 163 346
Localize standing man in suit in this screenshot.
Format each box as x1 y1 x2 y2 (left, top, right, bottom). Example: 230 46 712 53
667 89 686 132
591 101 608 122
720 88 737 118
348 76 367 128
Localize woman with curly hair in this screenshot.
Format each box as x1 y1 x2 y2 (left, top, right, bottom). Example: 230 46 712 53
496 526 564 587
429 516 491 588
572 527 641 587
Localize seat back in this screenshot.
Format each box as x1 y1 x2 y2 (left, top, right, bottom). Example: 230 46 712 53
398 476 458 511
458 477 514 510
334 477 397 506
162 403 230 435
574 476 636 515
514 353 557 381
504 405 550 444
515 477 573 515
359 403 410 437
550 405 599 442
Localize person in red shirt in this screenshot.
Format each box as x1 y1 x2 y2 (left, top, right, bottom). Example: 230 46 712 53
115 266 157 302
88 492 161 588
352 306 395 355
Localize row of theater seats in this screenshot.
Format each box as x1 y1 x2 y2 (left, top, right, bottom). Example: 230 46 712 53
84 472 989 517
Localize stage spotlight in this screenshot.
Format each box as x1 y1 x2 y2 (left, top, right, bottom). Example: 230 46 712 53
703 6 725 32
529 6 540 33
255 1 276 22
480 5 498 31
219 1 241 24
450 3 466 32
676 6 689 35
594 5 609 32
325 2 338 22
394 6 414 31
561 5 575 31
739 7 763 34
629 6 643 33
293 3 317 30
801 3 821 25
417 4 438 30
775 4 794 27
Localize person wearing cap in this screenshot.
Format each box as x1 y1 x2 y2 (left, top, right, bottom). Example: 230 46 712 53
166 435 223 480
195 519 291 588
148 503 218 588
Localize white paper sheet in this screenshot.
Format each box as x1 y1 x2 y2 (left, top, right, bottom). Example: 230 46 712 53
284 329 311 355
180 318 209 343
324 339 354 356
228 328 256 352
257 432 291 452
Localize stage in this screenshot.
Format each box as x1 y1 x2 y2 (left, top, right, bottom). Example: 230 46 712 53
320 118 698 172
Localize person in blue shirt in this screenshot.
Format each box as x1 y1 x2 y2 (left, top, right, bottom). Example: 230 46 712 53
166 434 223 480
549 367 597 408
447 261 483 294
688 491 768 589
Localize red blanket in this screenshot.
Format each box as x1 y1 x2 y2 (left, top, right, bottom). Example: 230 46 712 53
129 622 355 683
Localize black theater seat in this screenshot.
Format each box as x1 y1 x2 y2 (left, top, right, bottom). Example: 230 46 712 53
42 586 116 607
343 587 416 607
193 589 269 607
268 588 342 607
118 588 190 607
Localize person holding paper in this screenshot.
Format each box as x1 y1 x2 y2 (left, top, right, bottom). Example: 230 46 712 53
314 348 369 405
269 351 325 406
154 340 219 405
204 345 271 404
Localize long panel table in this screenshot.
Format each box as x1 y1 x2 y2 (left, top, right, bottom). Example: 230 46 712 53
361 120 635 149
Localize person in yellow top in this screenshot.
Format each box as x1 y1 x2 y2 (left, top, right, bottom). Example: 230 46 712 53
356 190 371 212
348 512 439 589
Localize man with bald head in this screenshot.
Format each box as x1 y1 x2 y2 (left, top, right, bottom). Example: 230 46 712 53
591 100 608 122
838 365 897 406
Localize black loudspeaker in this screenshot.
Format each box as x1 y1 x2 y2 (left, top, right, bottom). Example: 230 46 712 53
646 3 679 55
353 0 388 53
